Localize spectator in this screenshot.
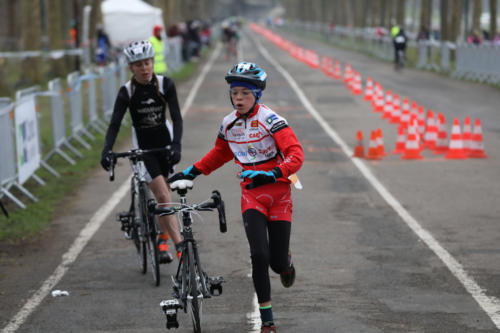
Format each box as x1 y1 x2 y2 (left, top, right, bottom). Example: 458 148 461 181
468 30 482 45
417 24 430 41
95 25 112 66
149 25 168 75
492 31 500 46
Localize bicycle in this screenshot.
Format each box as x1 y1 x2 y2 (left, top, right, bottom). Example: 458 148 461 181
148 179 227 332
108 147 172 287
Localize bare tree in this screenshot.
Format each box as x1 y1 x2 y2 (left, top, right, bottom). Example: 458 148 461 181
440 0 449 41
420 0 432 33
449 0 462 42
395 0 406 27
48 0 67 77
20 0 42 85
471 0 482 35
489 0 497 39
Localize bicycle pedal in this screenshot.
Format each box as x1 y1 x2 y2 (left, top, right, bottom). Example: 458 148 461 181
208 276 225 296
116 211 132 222
160 299 182 329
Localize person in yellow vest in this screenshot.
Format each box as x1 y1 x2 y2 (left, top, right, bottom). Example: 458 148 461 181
149 25 168 75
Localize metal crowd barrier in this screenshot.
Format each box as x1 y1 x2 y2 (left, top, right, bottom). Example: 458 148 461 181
67 71 94 149
283 21 500 84
165 37 184 74
0 98 38 208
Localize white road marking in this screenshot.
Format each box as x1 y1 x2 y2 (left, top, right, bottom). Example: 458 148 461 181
1 176 131 333
181 43 221 116
2 43 222 333
253 35 500 329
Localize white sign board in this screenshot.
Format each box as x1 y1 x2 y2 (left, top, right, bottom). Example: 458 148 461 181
15 97 40 184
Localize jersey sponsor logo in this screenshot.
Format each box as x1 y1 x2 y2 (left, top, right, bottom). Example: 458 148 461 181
249 131 263 139
248 145 257 160
234 150 247 157
141 98 156 105
230 128 245 137
270 120 287 134
234 122 243 127
251 120 259 127
266 114 278 124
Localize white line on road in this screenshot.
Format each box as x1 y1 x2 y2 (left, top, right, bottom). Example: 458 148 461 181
2 43 222 333
1 176 131 333
254 36 500 329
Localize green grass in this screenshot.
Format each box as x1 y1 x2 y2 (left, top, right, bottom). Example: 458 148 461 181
0 56 205 243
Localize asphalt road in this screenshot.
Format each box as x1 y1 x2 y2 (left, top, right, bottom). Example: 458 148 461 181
1 24 500 332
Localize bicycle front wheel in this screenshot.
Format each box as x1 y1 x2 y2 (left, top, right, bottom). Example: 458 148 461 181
132 178 147 274
187 242 202 333
140 183 160 286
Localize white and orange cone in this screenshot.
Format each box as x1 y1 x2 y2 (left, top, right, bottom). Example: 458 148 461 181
333 61 342 79
364 77 373 101
390 94 401 124
417 105 426 136
351 72 363 95
353 130 365 158
402 124 424 159
392 124 406 154
382 90 393 119
445 118 468 159
462 116 472 154
468 118 488 158
376 128 387 157
400 97 410 129
433 112 448 154
366 130 381 160
423 109 438 150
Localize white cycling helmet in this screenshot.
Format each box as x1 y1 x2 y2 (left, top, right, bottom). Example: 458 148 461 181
123 40 155 64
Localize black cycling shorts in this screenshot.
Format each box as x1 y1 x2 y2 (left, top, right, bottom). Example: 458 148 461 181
143 151 172 181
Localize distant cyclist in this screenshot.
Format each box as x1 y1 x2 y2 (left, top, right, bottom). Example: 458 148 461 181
168 62 304 332
221 22 239 61
392 27 408 70
100 40 183 263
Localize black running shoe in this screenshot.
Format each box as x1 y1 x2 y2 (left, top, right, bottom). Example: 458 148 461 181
280 252 295 288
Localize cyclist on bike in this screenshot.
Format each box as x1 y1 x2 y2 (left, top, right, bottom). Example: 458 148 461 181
221 21 239 61
168 62 304 332
100 40 183 263
392 26 408 70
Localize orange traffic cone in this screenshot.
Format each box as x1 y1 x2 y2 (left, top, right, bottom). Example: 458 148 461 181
333 61 342 79
468 118 488 158
382 90 393 119
376 128 387 157
343 63 353 83
401 124 424 159
364 77 373 101
400 97 410 129
445 118 468 159
423 109 438 149
390 94 401 124
353 130 365 158
433 112 448 154
352 73 363 95
366 130 381 160
392 124 406 154
462 116 472 154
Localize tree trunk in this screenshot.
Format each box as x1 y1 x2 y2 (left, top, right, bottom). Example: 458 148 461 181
471 0 482 35
490 0 497 40
48 0 67 78
20 0 42 86
386 0 393 30
395 0 406 27
420 0 432 33
449 0 462 42
440 0 449 41
380 0 387 28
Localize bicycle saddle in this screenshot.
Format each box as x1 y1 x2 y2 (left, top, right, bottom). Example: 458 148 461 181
170 179 193 191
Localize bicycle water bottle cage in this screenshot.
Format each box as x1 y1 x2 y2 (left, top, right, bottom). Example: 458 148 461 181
170 179 193 196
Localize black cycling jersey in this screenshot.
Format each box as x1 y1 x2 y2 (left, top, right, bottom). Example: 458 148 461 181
103 74 182 152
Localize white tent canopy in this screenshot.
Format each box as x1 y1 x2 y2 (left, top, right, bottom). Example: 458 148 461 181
101 0 164 47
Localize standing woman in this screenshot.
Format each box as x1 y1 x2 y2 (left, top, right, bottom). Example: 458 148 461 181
100 40 183 262
169 62 304 332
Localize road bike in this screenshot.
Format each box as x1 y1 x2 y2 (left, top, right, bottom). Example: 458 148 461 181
395 48 406 71
108 147 171 287
148 179 227 332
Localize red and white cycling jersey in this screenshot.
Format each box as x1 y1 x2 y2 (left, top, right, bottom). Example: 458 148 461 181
194 104 303 189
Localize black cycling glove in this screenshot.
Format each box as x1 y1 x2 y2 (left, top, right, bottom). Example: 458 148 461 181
100 150 114 171
167 165 202 183
168 143 181 166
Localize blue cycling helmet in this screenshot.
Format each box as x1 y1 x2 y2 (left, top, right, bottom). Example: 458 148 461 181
225 62 267 90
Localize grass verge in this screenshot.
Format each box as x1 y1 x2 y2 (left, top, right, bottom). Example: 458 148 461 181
0 56 203 243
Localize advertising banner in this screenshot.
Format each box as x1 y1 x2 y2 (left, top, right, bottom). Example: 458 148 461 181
15 97 40 184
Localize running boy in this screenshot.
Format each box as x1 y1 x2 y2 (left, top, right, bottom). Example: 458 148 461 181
168 62 304 332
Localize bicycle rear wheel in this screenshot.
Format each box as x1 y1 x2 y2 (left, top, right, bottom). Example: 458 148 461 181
131 179 147 274
141 183 160 286
187 242 202 333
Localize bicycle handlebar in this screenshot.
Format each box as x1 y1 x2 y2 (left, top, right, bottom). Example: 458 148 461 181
147 190 227 234
107 146 172 182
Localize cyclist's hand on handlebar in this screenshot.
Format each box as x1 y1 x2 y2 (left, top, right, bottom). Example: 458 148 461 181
167 165 202 183
240 168 282 189
100 150 115 171
167 143 181 166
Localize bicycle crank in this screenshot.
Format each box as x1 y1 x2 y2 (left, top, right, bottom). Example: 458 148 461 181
160 299 182 329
